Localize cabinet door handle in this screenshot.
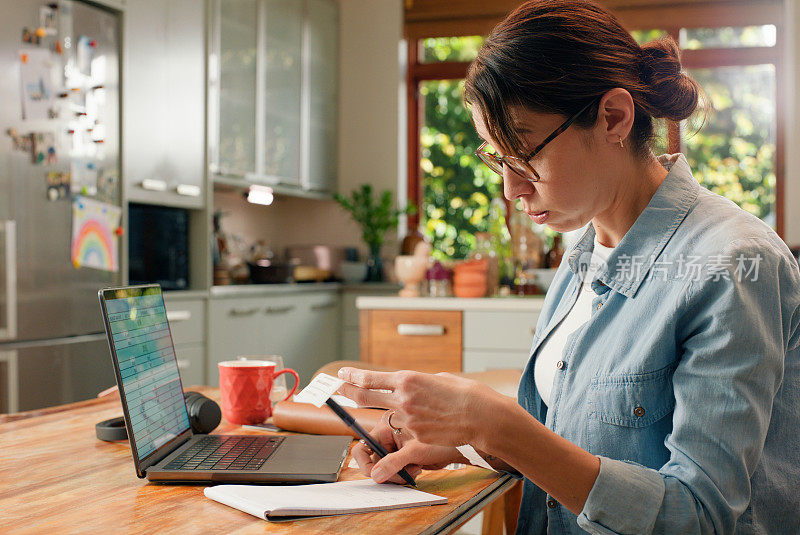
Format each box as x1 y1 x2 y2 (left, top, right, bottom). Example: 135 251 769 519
140 179 167 191
176 184 201 197
311 302 337 311
167 310 192 322
397 324 445 336
228 307 261 317
265 305 295 314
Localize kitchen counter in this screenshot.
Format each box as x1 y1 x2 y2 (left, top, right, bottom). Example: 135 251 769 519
209 281 401 298
356 295 546 312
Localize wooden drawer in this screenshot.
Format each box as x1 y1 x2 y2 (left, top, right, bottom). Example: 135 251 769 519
361 309 462 373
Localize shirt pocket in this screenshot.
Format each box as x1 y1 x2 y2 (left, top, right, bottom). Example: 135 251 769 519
587 365 676 467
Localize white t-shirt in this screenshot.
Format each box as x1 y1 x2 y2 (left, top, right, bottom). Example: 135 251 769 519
534 236 615 406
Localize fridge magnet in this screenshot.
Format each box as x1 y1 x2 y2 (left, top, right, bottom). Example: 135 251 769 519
96 169 118 201
40 6 57 36
45 171 70 201
70 160 98 195
32 132 56 165
6 128 34 153
19 49 54 120
76 35 93 76
71 196 120 272
22 28 41 45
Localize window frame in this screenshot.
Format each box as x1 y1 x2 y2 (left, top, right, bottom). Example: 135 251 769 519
405 2 785 237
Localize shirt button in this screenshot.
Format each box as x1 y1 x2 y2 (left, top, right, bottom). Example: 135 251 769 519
556 360 566 370
634 406 646 417
547 498 557 508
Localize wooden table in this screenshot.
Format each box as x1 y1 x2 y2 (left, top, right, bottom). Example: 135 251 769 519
0 388 518 534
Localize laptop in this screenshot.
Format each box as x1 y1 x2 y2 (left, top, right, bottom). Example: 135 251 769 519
98 284 351 483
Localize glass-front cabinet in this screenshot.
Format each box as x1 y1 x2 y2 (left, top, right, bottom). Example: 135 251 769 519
303 0 339 193
213 0 258 178
209 0 338 196
263 0 303 186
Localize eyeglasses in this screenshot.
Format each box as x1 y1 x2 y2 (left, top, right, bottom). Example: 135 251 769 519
474 98 598 182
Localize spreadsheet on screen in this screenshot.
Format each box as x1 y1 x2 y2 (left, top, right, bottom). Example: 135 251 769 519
105 291 190 459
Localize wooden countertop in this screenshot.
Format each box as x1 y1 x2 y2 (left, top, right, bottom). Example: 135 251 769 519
0 388 516 534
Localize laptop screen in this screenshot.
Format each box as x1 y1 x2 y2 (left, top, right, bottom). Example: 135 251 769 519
101 286 191 462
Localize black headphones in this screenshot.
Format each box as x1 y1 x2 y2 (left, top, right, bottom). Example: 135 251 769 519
95 391 222 442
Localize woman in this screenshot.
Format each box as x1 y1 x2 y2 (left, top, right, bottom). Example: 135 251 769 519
338 1 800 533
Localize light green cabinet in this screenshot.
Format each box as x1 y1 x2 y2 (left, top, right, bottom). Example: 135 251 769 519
210 0 339 196
163 294 207 387
263 0 303 185
303 0 339 193
124 0 206 208
213 0 258 178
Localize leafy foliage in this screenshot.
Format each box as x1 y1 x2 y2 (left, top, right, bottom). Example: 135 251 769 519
683 65 776 224
333 185 416 252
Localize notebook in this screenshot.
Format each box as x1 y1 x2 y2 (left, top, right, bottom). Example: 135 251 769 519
204 479 447 521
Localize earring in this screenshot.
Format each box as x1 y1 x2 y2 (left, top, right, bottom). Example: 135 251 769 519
618 136 625 149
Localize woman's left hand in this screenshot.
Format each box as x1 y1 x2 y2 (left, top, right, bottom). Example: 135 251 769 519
336 367 501 448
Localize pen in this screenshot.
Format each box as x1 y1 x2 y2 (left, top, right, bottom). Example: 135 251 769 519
325 397 417 487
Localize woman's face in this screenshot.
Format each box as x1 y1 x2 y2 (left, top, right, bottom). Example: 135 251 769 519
471 105 610 233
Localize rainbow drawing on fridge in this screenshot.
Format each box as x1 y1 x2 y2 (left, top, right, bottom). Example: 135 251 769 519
71 196 121 272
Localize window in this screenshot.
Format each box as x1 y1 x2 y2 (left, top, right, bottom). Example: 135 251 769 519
406 4 785 257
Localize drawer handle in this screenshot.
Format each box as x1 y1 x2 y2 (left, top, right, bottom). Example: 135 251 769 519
265 305 295 314
166 310 192 322
229 307 261 317
311 302 337 311
397 324 445 336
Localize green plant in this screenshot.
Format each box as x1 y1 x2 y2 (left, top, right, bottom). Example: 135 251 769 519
333 184 417 252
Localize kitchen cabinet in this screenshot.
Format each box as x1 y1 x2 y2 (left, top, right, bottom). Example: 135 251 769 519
360 310 463 373
302 0 339 193
213 0 258 178
208 290 340 388
358 297 544 374
263 0 303 186
164 294 207 387
462 310 539 373
210 0 339 196
123 0 206 209
341 285 403 361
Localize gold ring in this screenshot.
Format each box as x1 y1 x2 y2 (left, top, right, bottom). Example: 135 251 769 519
387 410 402 435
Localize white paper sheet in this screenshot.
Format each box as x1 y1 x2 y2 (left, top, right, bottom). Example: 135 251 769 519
456 445 496 472
293 373 344 407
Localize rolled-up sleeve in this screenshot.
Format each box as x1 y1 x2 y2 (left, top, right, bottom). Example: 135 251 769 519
577 237 795 534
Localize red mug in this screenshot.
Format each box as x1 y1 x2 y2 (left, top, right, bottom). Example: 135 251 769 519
218 359 299 425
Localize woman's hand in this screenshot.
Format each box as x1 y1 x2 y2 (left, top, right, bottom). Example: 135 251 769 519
337 367 503 449
351 410 463 484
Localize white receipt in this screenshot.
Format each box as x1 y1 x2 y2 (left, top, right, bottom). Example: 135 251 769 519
293 373 345 407
456 445 497 472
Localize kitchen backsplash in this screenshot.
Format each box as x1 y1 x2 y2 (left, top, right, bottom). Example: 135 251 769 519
213 189 400 262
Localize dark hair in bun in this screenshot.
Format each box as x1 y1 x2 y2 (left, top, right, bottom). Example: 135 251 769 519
464 0 705 159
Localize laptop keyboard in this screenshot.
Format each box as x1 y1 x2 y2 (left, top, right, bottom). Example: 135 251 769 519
164 435 284 471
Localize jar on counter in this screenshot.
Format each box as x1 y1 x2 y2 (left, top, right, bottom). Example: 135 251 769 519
468 232 499 296
426 261 452 297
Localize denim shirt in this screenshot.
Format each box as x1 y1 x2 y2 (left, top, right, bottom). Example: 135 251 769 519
515 154 800 534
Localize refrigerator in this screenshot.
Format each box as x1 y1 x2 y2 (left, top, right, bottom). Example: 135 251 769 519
0 0 121 412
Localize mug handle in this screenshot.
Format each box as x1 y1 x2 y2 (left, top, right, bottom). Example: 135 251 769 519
274 368 300 401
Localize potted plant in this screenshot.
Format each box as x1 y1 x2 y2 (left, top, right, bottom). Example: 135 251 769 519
333 184 416 282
